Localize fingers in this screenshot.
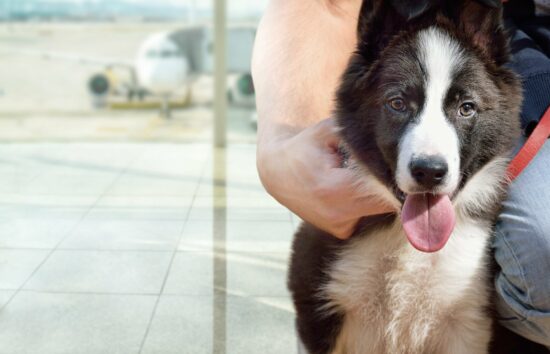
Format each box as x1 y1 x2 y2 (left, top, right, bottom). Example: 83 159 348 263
265 117 395 241
314 117 342 150
324 168 397 215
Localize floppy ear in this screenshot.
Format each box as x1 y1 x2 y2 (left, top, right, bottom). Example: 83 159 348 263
445 0 509 65
356 0 409 63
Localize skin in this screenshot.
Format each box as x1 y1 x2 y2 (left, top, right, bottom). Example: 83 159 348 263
252 0 393 239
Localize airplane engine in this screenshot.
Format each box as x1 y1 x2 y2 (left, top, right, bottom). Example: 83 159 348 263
228 73 255 107
88 71 113 108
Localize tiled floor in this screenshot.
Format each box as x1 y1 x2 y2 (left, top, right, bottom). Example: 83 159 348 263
0 143 299 354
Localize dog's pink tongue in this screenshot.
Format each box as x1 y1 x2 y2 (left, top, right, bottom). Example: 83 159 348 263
401 194 456 253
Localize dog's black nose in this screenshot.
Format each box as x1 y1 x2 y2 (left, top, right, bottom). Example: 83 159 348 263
409 156 448 189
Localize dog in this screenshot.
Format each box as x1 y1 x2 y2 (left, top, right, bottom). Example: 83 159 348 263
288 1 547 353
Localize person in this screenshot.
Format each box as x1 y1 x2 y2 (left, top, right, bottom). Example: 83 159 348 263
252 0 550 347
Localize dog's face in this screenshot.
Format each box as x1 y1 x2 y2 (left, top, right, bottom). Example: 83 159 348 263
337 0 522 251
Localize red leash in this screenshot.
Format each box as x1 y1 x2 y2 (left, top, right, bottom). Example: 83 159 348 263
507 106 550 181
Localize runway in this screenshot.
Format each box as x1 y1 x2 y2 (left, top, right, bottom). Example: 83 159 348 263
0 22 256 143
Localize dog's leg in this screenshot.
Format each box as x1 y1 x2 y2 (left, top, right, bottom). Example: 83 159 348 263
294 302 343 354
289 223 346 354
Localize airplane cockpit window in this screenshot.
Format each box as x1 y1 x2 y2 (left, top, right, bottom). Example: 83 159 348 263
145 49 183 58
160 50 183 58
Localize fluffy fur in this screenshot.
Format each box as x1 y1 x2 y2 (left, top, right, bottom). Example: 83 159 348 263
287 1 548 353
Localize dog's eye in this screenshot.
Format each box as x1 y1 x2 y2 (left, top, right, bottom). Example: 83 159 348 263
388 98 406 112
459 102 476 118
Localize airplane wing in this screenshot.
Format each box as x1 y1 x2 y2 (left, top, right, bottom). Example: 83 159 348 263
2 48 134 69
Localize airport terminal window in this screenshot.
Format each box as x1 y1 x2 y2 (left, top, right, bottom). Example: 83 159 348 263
0 0 267 142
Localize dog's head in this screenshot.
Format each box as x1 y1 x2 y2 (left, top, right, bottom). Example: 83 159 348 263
336 0 522 252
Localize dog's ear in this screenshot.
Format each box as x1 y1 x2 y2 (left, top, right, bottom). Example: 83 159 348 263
389 0 438 20
357 0 409 63
444 0 509 65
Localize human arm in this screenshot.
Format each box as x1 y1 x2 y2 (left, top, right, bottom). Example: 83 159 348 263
252 0 393 239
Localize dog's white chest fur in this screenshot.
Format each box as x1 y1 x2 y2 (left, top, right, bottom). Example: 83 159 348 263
323 217 494 354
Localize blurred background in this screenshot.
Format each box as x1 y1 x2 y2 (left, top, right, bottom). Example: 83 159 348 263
0 1 300 353
0 0 261 142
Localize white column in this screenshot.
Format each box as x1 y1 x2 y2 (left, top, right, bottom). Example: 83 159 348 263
213 0 227 148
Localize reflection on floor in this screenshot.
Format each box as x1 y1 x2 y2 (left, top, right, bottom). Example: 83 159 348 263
0 143 300 354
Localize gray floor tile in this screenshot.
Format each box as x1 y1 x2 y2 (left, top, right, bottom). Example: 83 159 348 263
163 252 213 296
226 197 290 221
0 171 38 194
0 194 97 219
186 196 222 221
28 143 145 171
0 291 156 354
106 174 199 196
0 216 79 249
21 171 118 196
0 250 50 289
0 142 301 353
226 252 290 297
142 295 298 354
177 220 214 251
0 291 14 308
226 183 269 199
59 219 184 251
196 175 266 199
226 296 297 354
226 220 295 253
87 196 193 221
163 251 290 297
24 250 172 294
129 144 209 176
188 195 289 221
141 296 213 354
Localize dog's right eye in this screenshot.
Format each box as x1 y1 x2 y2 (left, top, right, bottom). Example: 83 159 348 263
459 102 476 118
388 98 406 112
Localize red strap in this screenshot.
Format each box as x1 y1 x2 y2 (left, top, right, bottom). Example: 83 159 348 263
507 105 550 181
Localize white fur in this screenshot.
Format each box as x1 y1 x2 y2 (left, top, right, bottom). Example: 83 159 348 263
348 155 402 212
320 157 508 354
396 28 463 195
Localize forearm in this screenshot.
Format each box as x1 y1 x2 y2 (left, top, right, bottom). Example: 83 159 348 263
249 1 407 238
252 0 361 155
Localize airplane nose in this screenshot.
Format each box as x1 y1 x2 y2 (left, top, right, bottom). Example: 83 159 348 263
409 156 448 189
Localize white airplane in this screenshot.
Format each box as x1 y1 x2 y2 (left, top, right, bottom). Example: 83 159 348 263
16 25 256 118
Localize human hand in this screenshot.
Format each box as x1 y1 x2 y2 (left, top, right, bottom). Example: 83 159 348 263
257 118 395 239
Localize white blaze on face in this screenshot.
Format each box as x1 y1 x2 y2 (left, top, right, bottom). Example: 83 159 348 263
396 28 463 195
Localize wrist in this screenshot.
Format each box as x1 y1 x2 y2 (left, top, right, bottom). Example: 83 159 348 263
256 120 300 178
256 133 288 196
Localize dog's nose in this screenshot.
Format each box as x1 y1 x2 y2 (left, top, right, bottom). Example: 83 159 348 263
409 156 448 189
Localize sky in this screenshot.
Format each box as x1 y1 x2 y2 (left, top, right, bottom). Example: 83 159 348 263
2 0 270 19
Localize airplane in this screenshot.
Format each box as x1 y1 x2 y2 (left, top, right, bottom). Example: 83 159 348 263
15 25 257 119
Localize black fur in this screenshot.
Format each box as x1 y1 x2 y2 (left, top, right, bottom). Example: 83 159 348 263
288 0 548 353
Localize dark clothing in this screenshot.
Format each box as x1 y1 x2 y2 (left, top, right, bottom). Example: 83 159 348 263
505 0 550 134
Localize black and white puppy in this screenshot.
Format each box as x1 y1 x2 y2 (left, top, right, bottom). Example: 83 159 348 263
287 1 541 353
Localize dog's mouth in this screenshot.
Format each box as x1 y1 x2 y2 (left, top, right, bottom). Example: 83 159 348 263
398 191 456 253
343 148 457 253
